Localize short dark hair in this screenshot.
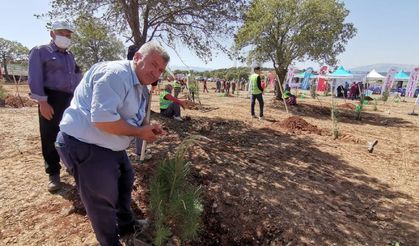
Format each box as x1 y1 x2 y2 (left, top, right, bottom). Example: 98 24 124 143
254 66 261 72
127 45 139 60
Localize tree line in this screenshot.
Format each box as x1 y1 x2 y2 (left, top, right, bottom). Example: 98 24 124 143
2 0 356 99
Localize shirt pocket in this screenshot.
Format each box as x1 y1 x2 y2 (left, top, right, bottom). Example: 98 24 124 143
44 56 65 72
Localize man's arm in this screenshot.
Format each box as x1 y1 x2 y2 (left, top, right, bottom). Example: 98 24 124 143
257 76 263 92
165 94 188 109
28 47 47 101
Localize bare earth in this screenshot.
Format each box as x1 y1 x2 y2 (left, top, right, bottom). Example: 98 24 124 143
1 84 418 245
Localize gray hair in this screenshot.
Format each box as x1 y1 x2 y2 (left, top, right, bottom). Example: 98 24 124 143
138 41 170 63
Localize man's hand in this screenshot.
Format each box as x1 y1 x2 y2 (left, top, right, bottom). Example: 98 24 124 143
137 124 167 142
151 123 167 136
39 101 54 120
179 100 190 109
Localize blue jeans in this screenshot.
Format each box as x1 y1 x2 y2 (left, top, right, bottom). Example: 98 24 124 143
56 132 135 246
251 93 264 117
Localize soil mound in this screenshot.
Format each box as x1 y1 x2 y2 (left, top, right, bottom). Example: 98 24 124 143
5 95 37 108
338 103 356 110
279 116 321 134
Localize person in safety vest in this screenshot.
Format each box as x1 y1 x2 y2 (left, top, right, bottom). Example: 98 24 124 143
169 75 182 98
249 66 264 120
160 84 189 121
188 79 198 102
283 84 297 105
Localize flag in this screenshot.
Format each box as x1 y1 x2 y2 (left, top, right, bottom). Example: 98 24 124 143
406 67 419 97
285 68 296 88
381 67 398 94
301 67 313 90
317 66 329 92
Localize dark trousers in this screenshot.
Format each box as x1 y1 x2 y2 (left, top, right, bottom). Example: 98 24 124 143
56 132 135 246
39 89 73 176
160 103 181 118
251 93 264 117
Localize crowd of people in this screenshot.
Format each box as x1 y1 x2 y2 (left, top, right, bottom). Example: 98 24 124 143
336 81 369 100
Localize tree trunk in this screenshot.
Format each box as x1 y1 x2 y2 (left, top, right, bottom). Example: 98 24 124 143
273 67 287 100
2 57 11 82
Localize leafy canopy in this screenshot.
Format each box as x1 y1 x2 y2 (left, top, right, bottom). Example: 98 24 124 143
0 38 29 65
235 0 356 71
71 16 125 70
42 0 247 62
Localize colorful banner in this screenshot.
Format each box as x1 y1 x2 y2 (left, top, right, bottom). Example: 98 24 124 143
268 71 276 88
317 65 329 91
406 67 419 97
381 67 398 94
285 68 296 88
301 67 313 90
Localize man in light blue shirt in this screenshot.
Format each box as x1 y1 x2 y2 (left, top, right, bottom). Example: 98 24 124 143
56 42 168 245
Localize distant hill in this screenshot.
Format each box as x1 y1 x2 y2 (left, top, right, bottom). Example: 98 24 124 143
350 63 418 73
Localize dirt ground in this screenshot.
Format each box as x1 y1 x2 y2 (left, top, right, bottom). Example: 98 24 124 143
1 84 418 245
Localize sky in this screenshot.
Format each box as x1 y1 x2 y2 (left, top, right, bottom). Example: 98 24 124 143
0 0 418 70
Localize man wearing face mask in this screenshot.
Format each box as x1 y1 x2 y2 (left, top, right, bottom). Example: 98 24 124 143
28 20 83 192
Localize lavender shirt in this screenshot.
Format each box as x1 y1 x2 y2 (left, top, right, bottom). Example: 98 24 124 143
28 41 83 101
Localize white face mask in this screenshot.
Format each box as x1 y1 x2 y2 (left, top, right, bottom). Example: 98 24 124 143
54 35 72 49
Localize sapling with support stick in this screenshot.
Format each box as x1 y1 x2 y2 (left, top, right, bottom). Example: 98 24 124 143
330 80 339 139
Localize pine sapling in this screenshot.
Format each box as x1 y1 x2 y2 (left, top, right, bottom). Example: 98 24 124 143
150 136 203 246
331 98 339 139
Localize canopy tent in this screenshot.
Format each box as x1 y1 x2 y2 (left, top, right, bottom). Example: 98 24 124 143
328 66 353 79
394 70 410 81
366 69 385 80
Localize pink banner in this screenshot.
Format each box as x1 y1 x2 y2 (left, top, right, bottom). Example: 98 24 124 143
381 67 398 94
317 66 328 92
285 68 296 88
406 67 419 97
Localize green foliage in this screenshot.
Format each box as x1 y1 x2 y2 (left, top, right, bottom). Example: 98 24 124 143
331 99 339 139
235 0 356 98
0 37 29 64
193 67 252 81
381 90 389 102
42 0 247 61
150 136 203 245
0 38 29 81
373 99 378 111
71 16 125 70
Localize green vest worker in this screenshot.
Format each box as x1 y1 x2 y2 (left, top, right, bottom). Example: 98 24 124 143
173 80 181 88
160 84 188 121
171 78 181 98
249 66 264 120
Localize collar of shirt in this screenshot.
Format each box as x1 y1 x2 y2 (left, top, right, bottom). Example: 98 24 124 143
130 61 141 86
48 40 70 54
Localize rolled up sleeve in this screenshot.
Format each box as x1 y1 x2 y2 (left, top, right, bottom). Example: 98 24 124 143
28 48 47 101
91 73 126 123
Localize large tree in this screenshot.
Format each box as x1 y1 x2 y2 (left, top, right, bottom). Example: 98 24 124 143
0 38 29 81
43 0 247 62
71 16 125 70
235 0 356 98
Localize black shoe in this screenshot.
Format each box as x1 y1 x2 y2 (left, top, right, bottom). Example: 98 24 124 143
119 219 149 237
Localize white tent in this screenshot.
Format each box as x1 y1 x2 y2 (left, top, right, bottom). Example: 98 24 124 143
366 69 385 80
